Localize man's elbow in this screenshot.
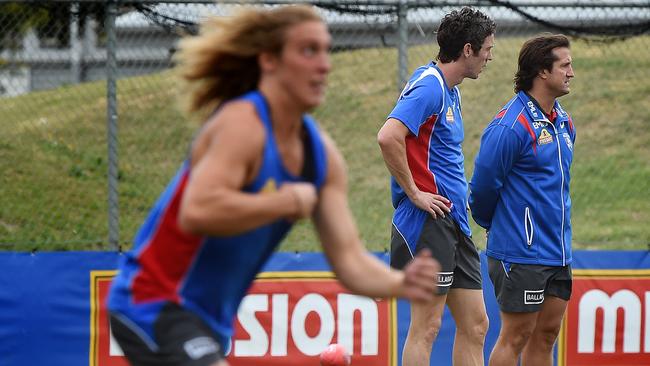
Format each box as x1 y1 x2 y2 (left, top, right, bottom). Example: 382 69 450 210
468 199 484 227
178 206 206 235
178 200 225 236
178 190 234 236
469 202 491 230
377 127 397 152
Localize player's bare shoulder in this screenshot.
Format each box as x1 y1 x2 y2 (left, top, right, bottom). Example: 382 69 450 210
191 100 266 162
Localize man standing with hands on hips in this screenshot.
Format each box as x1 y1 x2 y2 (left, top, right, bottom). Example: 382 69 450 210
469 34 576 366
378 7 495 366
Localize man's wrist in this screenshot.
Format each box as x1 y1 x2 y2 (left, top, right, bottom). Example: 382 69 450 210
390 270 406 298
404 186 419 200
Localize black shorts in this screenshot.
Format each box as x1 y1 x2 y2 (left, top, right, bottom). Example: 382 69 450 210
488 257 572 313
109 303 225 366
390 214 482 294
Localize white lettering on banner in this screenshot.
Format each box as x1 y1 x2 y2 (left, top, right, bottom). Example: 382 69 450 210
292 294 335 355
578 289 649 353
236 294 270 356
337 294 378 355
271 294 288 356
234 293 379 357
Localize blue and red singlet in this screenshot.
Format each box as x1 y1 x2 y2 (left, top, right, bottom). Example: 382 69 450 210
108 90 328 349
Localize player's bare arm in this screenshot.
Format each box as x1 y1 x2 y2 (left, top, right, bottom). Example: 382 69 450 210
178 100 315 236
313 134 439 302
377 118 450 217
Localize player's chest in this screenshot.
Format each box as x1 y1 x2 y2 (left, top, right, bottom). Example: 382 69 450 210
435 101 464 144
524 120 574 168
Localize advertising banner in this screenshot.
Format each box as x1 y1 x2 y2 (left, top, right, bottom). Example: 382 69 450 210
558 251 650 366
90 268 396 366
0 250 647 366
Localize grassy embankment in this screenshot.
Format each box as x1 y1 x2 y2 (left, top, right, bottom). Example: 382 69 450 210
1 36 648 251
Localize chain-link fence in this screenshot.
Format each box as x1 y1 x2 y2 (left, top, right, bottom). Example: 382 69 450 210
1 0 649 251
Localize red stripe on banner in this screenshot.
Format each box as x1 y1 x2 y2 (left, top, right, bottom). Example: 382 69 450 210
132 172 203 303
405 115 438 195
517 114 537 154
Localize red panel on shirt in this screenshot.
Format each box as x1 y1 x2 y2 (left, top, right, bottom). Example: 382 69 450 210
405 115 438 195
131 172 203 303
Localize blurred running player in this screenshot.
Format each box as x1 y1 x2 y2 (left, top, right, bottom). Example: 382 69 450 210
107 5 440 366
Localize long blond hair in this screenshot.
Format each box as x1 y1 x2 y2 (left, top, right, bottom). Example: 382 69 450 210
175 5 323 121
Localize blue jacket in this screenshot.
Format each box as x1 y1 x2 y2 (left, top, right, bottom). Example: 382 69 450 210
469 91 576 266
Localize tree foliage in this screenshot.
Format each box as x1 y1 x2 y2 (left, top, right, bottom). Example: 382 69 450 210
0 2 106 50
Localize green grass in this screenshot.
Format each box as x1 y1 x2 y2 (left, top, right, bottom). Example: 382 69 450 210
1 36 648 251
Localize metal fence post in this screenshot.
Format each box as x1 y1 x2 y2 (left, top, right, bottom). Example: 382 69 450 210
70 2 82 84
106 0 119 249
397 0 408 92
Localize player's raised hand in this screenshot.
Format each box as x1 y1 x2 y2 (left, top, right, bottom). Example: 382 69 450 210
399 249 440 302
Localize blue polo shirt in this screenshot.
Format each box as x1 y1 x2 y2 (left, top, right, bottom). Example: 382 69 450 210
387 62 471 242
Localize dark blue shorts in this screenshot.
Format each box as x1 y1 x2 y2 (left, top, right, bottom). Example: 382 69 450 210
488 257 572 313
109 303 225 366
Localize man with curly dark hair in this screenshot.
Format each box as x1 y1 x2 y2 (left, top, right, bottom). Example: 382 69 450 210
378 7 496 366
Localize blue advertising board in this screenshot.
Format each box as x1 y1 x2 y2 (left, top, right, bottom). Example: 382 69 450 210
0 250 647 366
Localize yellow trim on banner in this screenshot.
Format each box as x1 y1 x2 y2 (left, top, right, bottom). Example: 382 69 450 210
89 270 118 366
256 271 336 279
573 268 650 277
557 310 568 366
390 298 398 366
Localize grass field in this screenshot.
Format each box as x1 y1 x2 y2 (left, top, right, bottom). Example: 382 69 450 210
0 36 648 251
